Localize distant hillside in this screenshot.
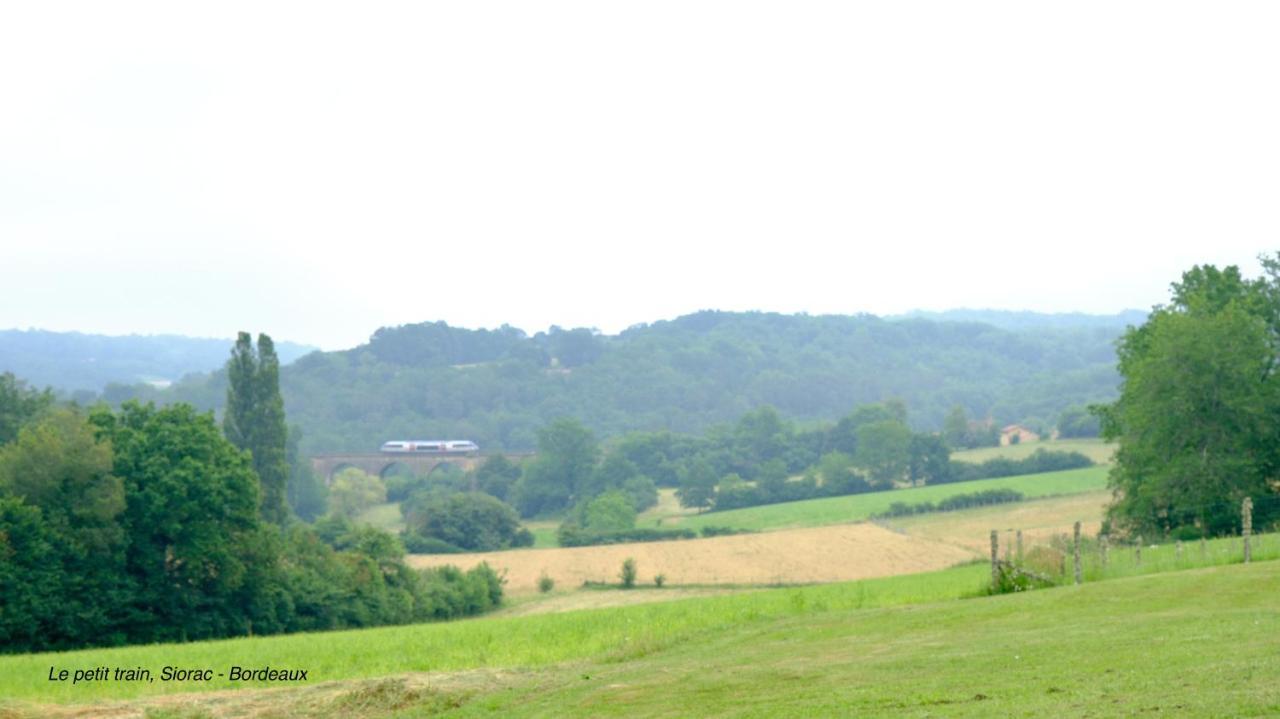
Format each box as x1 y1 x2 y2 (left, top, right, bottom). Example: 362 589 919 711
0 329 316 393
896 309 1147 331
112 311 1124 455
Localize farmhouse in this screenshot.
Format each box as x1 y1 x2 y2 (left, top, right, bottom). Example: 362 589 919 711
1000 424 1040 445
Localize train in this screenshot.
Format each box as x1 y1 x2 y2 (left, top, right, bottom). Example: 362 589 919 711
379 440 479 455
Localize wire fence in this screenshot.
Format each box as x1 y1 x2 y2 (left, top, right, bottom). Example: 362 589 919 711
988 496 1278 593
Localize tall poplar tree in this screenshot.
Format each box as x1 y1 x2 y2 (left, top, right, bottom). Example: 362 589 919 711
223 332 290 524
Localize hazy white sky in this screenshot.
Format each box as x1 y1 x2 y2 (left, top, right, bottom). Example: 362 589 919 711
2 2 1276 350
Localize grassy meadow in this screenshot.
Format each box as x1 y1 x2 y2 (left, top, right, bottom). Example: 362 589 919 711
652 465 1109 533
4 536 1278 717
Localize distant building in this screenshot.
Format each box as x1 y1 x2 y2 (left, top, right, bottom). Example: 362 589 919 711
1000 424 1040 446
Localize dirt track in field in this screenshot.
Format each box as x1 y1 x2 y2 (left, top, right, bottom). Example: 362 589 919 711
406 523 975 593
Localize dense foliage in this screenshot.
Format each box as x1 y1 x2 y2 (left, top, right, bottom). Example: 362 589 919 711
99 312 1129 454
0 404 503 653
0 372 53 446
1098 258 1280 537
224 332 290 524
402 491 534 552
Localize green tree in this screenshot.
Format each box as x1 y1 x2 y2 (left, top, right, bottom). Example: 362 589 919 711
511 418 599 516
853 420 912 488
676 457 717 510
92 402 265 643
0 496 65 651
1099 258 1280 536
1056 406 1100 439
223 332 290 524
620 475 659 512
577 490 637 532
402 492 530 551
328 467 386 519
907 433 951 486
473 454 522 502
943 405 971 449
0 372 54 446
0 409 128 651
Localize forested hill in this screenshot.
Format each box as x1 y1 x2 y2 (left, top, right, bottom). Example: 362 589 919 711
109 311 1131 455
0 329 316 394
896 309 1147 331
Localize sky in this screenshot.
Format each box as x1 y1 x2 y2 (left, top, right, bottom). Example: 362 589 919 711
1 2 1276 351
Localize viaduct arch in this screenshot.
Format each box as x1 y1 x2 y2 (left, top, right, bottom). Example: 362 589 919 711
311 452 532 483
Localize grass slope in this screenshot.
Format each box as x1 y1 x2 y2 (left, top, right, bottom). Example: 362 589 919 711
656 465 1109 533
460 561 1280 718
7 548 1279 717
0 566 991 705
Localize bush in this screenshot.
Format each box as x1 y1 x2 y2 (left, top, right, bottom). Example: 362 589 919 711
619 558 637 588
700 525 754 537
874 489 1023 519
989 561 1056 594
537 572 555 593
557 525 696 547
401 534 465 554
654 573 666 588
944 450 1092 484
402 491 531 551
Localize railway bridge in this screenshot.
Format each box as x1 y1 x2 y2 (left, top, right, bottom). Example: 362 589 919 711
310 452 533 482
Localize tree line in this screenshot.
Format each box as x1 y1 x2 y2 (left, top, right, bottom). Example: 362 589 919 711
373 401 1091 553
98 311 1121 456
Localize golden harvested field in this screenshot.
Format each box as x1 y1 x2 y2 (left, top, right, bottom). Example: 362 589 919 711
882 490 1112 554
407 523 975 593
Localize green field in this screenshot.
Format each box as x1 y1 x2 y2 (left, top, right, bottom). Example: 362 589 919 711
951 437 1115 464
654 465 1109 533
0 564 993 705
4 535 1278 717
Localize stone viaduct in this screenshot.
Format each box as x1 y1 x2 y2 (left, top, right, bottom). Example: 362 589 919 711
310 452 532 482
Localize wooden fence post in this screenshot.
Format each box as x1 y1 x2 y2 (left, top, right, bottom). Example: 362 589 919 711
1073 521 1082 585
1016 530 1024 564
990 530 999 590
1243 497 1253 564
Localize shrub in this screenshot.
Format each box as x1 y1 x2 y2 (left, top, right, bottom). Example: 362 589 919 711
401 534 465 554
873 490 1023 519
557 526 696 547
537 572 555 593
402 491 530 551
700 525 755 537
619 558 637 588
654 574 666 588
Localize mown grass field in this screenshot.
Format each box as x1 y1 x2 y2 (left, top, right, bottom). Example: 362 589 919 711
653 465 1109 533
951 437 1115 464
5 537 1278 717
